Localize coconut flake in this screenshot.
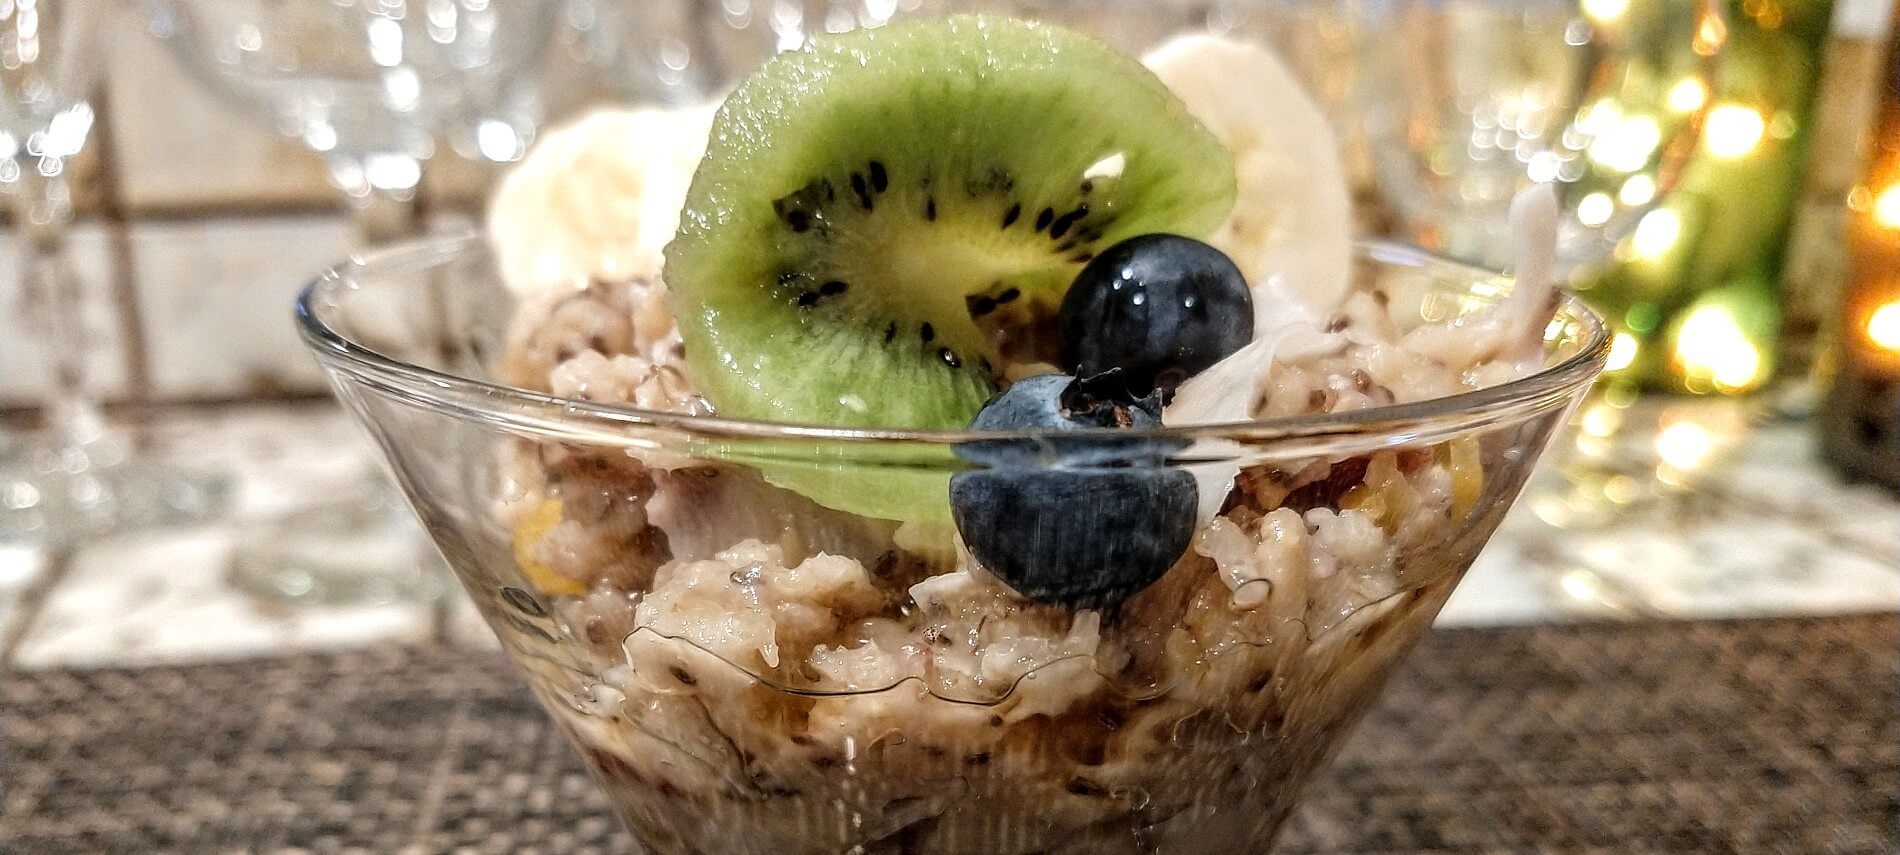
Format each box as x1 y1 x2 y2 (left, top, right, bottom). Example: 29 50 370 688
1164 333 1281 523
1398 183 1565 371
1164 273 1351 524
1503 182 1562 367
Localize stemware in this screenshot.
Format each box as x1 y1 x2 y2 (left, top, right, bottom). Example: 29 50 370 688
561 0 780 106
1337 0 1726 276
145 0 559 238
144 0 562 603
1 0 225 546
1288 0 1728 549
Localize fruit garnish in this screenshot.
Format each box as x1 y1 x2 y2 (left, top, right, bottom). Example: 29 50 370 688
949 373 1196 610
665 18 1234 426
489 106 715 296
1057 234 1253 398
664 15 1236 522
512 499 588 597
1446 437 1485 520
1132 35 1359 523
1143 34 1354 321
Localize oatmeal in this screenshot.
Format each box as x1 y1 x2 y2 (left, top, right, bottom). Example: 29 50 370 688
469 17 1579 855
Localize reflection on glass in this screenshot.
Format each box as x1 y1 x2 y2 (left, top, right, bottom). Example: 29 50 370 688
1349 0 1724 275
562 0 1720 280
145 0 559 234
1 0 226 546
142 0 561 606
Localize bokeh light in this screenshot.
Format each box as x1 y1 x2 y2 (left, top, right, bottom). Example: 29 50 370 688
1606 331 1640 371
1872 183 1900 230
1667 77 1709 113
1655 420 1716 471
1631 209 1682 259
1619 174 1657 206
1582 0 1631 24
1578 192 1614 227
1869 300 1900 353
1588 115 1663 172
1673 304 1764 392
1703 103 1766 159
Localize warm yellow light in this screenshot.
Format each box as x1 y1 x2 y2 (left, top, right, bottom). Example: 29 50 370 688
1575 99 1623 136
1582 0 1630 24
1581 406 1618 438
1631 209 1682 259
1869 300 1900 353
1588 115 1662 173
1619 174 1657 206
1577 192 1615 227
1603 475 1640 504
1674 304 1764 392
1667 78 1709 113
1873 184 1900 230
1712 350 1761 390
1606 331 1640 371
1559 570 1605 603
1703 103 1766 159
1656 421 1715 470
1694 10 1727 56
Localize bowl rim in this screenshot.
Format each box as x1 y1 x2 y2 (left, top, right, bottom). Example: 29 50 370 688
295 232 1610 448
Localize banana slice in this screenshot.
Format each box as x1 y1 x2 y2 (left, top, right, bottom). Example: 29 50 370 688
1144 34 1354 322
488 105 716 297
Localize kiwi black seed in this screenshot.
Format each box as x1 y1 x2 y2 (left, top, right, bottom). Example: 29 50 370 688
663 16 1236 522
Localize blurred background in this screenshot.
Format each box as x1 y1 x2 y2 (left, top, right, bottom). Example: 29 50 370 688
0 2 1893 852
0 0 1893 666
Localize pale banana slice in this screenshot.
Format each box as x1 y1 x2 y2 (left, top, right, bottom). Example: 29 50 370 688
1144 34 1354 323
488 105 716 297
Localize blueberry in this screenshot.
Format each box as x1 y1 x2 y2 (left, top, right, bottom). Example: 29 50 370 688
957 372 1166 465
950 373 1198 610
1058 234 1254 397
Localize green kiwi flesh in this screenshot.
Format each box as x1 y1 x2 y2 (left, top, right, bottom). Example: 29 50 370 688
665 15 1237 522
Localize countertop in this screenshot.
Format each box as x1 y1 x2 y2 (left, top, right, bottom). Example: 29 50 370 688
1 396 1896 670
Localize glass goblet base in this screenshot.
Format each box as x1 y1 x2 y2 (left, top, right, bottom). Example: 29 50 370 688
0 434 228 545
226 478 449 607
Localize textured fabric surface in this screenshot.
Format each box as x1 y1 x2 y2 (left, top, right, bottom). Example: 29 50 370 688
4 615 1894 854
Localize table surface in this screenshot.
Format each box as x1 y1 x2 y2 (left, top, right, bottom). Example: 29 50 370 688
2 399 1896 852
3 396 1899 670
4 614 1893 854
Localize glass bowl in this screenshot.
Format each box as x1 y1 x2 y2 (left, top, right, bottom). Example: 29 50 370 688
298 233 1606 853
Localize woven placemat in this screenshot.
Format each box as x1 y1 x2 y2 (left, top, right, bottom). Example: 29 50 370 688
4 615 1895 854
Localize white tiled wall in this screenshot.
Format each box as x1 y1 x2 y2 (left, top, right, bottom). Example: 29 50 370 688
0 224 134 405
1 216 353 405
10 5 1360 407
105 19 337 211
4 11 564 408
133 217 355 399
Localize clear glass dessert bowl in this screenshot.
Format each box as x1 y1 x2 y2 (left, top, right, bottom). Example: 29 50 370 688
297 233 1606 853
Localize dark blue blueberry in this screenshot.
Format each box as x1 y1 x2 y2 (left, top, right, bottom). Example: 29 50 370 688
956 372 1178 466
1058 234 1254 397
950 373 1197 610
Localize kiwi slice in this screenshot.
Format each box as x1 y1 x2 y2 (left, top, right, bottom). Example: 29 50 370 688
666 15 1237 521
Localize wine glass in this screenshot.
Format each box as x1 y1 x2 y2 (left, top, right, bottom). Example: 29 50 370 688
0 0 226 546
142 0 562 604
1309 0 1725 582
144 0 559 241
1331 0 1726 276
562 0 781 106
